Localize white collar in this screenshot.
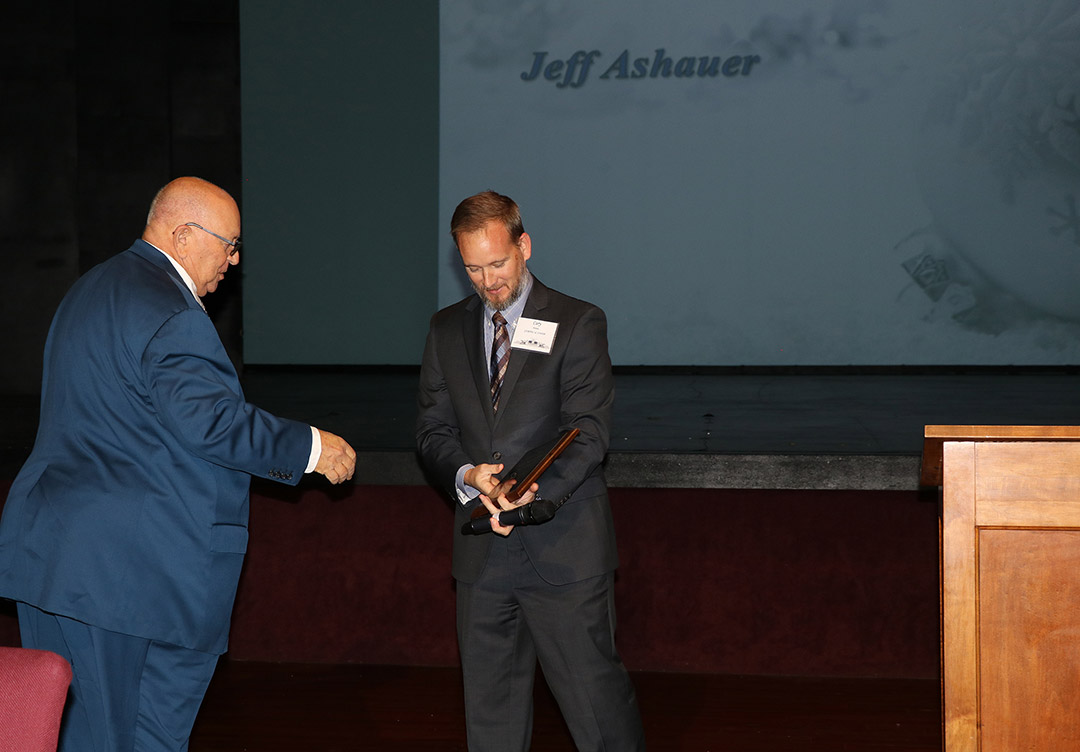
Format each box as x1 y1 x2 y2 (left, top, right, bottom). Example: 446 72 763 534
146 242 206 311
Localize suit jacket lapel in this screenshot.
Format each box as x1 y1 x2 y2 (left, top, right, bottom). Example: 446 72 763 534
462 296 496 429
492 278 550 429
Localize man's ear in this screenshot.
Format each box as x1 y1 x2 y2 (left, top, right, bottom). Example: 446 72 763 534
518 231 532 261
173 225 192 257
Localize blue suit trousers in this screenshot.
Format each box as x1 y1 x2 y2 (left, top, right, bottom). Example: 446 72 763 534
17 603 219 752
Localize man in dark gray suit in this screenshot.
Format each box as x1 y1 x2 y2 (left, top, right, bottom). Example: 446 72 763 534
417 191 645 751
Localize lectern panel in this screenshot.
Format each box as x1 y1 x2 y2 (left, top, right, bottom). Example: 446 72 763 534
974 443 1080 524
978 529 1080 751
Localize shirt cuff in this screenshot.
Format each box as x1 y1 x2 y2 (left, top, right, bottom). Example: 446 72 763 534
305 426 321 473
455 464 480 506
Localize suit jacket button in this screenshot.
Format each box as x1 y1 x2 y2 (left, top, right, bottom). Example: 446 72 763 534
492 451 502 461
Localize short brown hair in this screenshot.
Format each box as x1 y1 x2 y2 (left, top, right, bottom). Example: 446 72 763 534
450 190 524 247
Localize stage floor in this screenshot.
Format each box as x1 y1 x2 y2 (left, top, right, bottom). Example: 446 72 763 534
4 367 1079 489
190 661 942 752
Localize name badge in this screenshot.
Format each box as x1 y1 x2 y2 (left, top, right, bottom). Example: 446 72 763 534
512 318 558 354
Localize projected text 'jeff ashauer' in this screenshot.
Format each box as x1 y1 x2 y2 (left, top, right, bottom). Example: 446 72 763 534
521 49 763 88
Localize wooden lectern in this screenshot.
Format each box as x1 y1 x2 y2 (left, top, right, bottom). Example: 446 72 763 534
923 425 1080 751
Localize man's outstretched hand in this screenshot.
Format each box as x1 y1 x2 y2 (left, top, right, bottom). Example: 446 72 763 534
315 429 356 484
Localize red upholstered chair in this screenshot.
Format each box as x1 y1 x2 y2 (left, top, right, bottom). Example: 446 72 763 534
0 647 72 752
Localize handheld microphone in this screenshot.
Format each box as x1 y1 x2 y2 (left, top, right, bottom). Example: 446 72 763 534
461 498 558 535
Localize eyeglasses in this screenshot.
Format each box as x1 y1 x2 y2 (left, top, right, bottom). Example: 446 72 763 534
184 222 241 257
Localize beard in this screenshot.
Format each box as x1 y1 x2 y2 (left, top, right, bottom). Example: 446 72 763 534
475 270 529 311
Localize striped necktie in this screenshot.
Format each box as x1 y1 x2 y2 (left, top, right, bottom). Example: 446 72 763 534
490 312 510 411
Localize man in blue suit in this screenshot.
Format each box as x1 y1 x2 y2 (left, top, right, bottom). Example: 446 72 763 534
0 177 357 752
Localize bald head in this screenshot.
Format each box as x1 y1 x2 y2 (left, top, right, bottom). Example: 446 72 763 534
144 177 237 240
143 177 242 297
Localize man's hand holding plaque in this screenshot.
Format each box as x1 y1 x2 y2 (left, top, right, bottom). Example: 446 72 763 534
479 480 539 536
461 429 580 536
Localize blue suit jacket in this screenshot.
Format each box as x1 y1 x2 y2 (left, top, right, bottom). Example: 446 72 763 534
0 241 311 654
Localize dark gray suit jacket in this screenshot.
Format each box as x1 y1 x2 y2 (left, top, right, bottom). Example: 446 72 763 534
417 277 619 585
